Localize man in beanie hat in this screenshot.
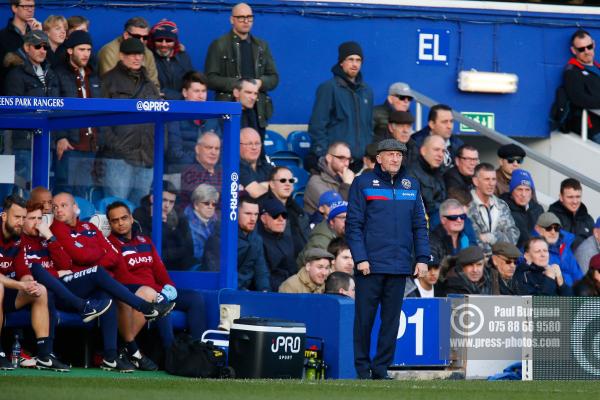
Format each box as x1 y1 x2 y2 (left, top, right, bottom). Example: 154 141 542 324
443 245 500 295
373 81 414 139
346 138 429 379
148 19 193 100
499 169 544 248
308 41 374 173
53 30 102 197
495 143 526 197
99 37 161 205
205 3 279 130
97 16 159 89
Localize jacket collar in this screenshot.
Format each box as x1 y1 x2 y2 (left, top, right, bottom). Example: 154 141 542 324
373 162 404 184
568 57 600 71
331 63 363 89
298 267 322 292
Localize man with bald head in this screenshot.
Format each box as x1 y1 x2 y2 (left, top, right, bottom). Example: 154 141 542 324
408 135 447 226
239 127 273 198
180 131 222 208
205 2 279 131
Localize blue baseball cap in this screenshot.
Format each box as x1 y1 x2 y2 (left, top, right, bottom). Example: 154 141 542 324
318 190 343 208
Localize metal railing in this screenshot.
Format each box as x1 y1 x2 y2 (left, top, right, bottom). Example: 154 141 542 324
410 89 600 193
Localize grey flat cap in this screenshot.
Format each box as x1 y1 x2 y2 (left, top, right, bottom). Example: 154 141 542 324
377 138 407 153
304 248 335 263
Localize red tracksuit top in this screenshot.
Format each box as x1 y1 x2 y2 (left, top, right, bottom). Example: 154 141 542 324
14 234 73 279
0 234 27 279
50 219 135 284
107 233 174 292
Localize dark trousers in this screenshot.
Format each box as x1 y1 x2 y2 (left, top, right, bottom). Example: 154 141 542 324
353 273 406 379
156 289 206 347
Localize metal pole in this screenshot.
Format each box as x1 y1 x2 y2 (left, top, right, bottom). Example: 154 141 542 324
151 122 165 254
581 109 588 142
31 127 50 188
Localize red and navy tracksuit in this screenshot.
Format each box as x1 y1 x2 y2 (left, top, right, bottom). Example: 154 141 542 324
108 233 206 346
0 233 54 359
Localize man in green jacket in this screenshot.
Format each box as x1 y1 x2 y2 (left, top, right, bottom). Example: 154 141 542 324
204 2 279 132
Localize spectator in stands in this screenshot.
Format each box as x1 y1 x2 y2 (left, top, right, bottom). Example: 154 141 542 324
327 237 354 275
495 143 526 197
233 78 262 134
575 217 600 275
184 184 219 263
67 15 89 34
304 142 354 215
97 16 159 88
375 110 418 167
257 198 296 291
166 71 221 174
107 201 206 365
99 38 161 205
573 253 600 296
533 212 583 287
500 169 544 248
489 242 521 295
430 199 477 262
205 2 279 134
412 104 463 169
373 82 413 139
0 0 42 94
308 41 373 172
405 256 442 298
259 166 310 259
562 29 600 140
180 131 222 207
548 178 595 250
42 15 66 67
54 30 101 198
134 181 197 270
408 135 446 226
279 248 333 294
239 127 273 198
237 196 271 291
467 163 519 254
443 144 478 195
18 200 172 372
148 19 193 100
514 237 572 296
4 30 59 195
0 195 69 371
357 143 378 176
325 271 355 299
297 200 347 268
443 246 500 295
309 189 343 226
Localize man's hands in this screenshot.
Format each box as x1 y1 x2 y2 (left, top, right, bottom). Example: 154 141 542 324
26 18 42 31
413 262 428 278
36 220 54 240
56 138 74 160
544 264 564 287
20 280 42 297
339 167 355 185
357 261 370 276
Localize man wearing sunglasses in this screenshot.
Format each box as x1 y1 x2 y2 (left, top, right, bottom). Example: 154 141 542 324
205 2 279 132
97 16 159 89
533 212 583 287
373 82 414 139
495 143 527 197
148 19 193 100
563 29 600 141
487 242 521 295
430 199 477 264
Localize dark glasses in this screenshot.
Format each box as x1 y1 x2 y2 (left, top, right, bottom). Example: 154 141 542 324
128 32 149 40
443 213 467 221
33 44 49 51
155 38 174 44
544 224 560 232
275 178 297 184
576 43 594 53
498 256 518 265
396 95 413 101
505 157 524 164
201 201 217 207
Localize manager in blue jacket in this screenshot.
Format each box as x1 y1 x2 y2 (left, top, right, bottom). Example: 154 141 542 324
346 138 430 380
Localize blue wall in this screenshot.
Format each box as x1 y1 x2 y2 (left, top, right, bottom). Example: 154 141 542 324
1 1 598 136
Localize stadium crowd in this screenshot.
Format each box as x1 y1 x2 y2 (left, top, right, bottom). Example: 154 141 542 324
2 0 600 373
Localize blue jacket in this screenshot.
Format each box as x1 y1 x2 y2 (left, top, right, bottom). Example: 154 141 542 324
308 64 373 159
238 227 271 291
153 50 194 100
548 230 583 287
184 205 218 260
346 163 430 275
513 262 573 296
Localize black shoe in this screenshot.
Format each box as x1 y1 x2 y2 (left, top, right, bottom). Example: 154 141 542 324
36 354 70 372
0 353 15 370
81 298 113 323
101 354 135 373
144 301 176 321
128 352 158 371
372 374 393 380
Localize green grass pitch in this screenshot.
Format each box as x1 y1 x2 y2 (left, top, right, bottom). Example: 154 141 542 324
2 369 600 400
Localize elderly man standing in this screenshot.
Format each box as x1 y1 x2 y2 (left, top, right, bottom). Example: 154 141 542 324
372 82 414 139
346 138 429 380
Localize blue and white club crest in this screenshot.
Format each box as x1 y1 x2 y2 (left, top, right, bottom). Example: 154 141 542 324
401 179 411 189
